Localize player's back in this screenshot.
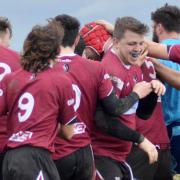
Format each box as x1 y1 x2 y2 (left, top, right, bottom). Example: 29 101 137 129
53 54 112 160
0 67 75 152
56 54 112 132
0 45 20 152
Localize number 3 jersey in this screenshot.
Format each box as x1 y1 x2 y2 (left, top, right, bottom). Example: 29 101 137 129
53 54 113 160
136 59 169 148
0 68 76 152
0 45 20 152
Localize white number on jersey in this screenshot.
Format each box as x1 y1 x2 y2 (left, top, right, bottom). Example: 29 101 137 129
144 60 156 79
72 84 81 111
71 84 86 134
18 92 34 122
0 62 11 81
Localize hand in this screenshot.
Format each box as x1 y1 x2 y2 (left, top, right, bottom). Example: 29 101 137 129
138 137 158 164
150 80 166 96
135 45 148 67
59 124 75 140
132 81 152 99
95 19 114 33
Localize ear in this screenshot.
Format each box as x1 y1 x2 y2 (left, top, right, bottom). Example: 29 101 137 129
156 23 164 34
74 34 80 47
113 37 120 49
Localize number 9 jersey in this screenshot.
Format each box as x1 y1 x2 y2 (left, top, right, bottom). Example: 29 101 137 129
0 67 76 152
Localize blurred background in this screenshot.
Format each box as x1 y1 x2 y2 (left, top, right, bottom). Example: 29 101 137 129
0 0 178 51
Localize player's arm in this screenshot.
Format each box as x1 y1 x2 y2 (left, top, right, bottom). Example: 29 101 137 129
0 76 8 116
95 104 158 164
95 104 144 143
60 118 78 140
152 59 180 90
147 40 180 64
146 40 169 60
100 81 152 117
136 92 158 120
95 19 114 34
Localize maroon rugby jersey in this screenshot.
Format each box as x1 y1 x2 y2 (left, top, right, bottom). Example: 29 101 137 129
136 59 170 148
92 49 143 162
169 44 180 63
53 54 113 160
0 68 76 152
0 45 20 152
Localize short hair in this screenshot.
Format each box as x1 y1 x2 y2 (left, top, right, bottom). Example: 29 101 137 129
0 17 12 37
151 3 180 32
21 20 64 73
113 16 149 39
54 14 80 47
74 36 85 56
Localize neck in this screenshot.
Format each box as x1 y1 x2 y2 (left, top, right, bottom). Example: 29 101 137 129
159 32 180 42
112 46 128 65
60 46 75 55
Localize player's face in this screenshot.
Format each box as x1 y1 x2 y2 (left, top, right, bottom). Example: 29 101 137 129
0 28 11 47
114 30 145 65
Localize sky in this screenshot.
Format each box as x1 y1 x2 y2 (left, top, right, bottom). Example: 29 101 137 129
0 0 179 51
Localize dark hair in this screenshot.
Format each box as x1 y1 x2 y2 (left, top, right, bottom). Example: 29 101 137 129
54 14 80 47
74 36 85 56
0 17 12 37
113 16 149 39
21 20 64 73
151 3 180 32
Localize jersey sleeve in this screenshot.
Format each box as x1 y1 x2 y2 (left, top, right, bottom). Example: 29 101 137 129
58 77 77 125
98 64 113 99
141 58 157 81
0 75 8 116
168 44 180 64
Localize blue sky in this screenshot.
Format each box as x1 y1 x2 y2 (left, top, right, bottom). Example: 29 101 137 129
0 0 179 51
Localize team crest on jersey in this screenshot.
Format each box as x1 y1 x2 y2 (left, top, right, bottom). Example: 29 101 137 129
9 131 33 142
110 75 124 90
73 122 86 135
133 75 139 83
63 64 69 72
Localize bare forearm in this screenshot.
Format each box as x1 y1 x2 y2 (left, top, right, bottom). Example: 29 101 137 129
146 40 169 60
153 60 180 89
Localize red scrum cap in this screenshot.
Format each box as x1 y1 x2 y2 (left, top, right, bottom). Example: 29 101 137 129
80 22 111 55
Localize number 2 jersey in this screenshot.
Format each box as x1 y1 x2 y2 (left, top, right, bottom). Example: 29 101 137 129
0 67 76 152
53 54 113 160
0 45 20 152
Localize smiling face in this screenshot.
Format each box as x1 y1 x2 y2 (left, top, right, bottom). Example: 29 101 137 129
114 30 146 65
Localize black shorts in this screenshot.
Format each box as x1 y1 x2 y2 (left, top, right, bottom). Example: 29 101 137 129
127 145 173 180
54 145 94 180
0 151 6 180
95 155 133 180
3 146 60 180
